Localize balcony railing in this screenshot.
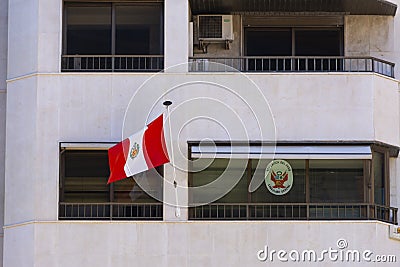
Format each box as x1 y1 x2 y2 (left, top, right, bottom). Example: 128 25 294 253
189 56 395 78
61 55 164 72
59 202 163 220
189 203 398 224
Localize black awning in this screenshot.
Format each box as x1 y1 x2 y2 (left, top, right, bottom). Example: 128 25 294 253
189 0 397 16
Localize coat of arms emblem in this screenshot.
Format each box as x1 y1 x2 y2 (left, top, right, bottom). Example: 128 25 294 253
130 142 140 159
265 160 294 195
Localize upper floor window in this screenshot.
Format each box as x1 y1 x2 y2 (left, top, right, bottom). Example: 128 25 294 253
245 27 343 57
243 17 344 72
189 14 395 77
62 2 164 72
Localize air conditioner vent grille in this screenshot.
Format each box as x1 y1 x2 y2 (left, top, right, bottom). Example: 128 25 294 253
198 16 222 39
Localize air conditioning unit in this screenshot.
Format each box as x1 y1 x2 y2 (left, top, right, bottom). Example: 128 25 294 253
197 15 234 41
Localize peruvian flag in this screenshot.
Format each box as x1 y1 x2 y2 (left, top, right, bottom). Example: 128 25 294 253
107 114 170 184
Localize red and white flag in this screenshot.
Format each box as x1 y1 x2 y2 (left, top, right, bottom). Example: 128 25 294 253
107 114 170 184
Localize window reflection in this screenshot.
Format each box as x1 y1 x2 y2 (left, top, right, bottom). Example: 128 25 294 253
309 160 363 203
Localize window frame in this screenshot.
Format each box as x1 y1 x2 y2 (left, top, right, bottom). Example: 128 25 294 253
188 143 396 222
59 147 164 220
370 145 390 206
189 157 367 206
244 26 344 57
62 1 164 56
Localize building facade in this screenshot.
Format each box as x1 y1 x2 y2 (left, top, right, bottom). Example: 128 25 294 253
1 0 400 266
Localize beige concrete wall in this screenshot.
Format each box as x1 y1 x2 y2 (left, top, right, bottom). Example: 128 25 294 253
7 0 38 79
3 223 34 267
0 0 7 91
7 0 61 79
37 0 62 73
27 73 400 145
0 0 7 266
255 73 374 142
3 221 399 267
345 16 394 57
4 76 38 225
0 92 5 267
165 0 189 71
373 75 400 144
4 72 398 225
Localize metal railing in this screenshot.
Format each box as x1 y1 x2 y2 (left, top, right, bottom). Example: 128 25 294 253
61 55 164 72
59 202 397 224
189 203 398 224
189 56 395 78
59 202 163 220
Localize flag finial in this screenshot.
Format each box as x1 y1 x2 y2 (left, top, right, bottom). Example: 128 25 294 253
163 100 172 106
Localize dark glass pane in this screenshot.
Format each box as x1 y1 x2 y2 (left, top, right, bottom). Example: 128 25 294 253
115 5 163 55
63 191 109 203
63 151 110 203
63 151 162 204
113 167 163 203
251 159 306 203
65 151 110 177
295 29 342 56
245 29 292 56
190 159 248 204
373 152 385 205
218 172 248 203
310 160 363 203
64 177 108 192
66 6 112 54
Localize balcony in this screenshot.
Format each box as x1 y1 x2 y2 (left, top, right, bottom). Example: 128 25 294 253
189 56 395 78
61 55 164 72
189 203 398 224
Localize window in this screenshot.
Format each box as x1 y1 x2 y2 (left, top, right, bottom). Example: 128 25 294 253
59 150 163 220
245 29 292 57
373 151 386 205
188 145 396 223
309 160 364 203
244 27 343 57
65 5 112 55
295 30 342 56
244 27 343 72
190 159 249 205
115 5 163 55
62 2 164 71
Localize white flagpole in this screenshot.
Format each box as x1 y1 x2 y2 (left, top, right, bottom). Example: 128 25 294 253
163 100 180 217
